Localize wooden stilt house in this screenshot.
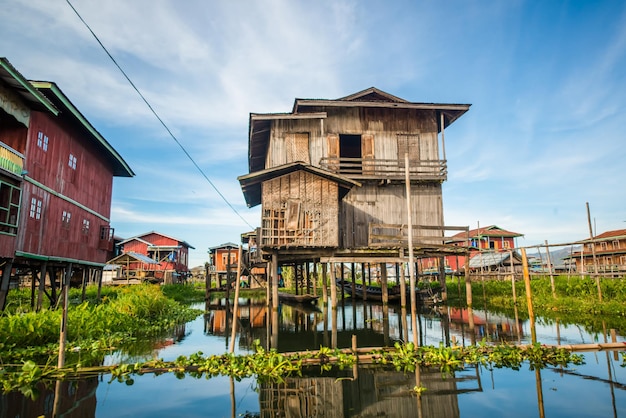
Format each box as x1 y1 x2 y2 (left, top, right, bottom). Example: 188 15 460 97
0 58 134 309
238 87 471 282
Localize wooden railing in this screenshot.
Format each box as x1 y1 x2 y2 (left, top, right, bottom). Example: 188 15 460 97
368 223 469 248
0 141 24 176
319 157 446 181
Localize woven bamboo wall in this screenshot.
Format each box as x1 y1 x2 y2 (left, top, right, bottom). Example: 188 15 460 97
261 170 339 247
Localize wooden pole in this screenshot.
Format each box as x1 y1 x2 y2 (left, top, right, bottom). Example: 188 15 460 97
330 262 338 310
321 263 328 306
544 240 556 299
271 252 279 312
404 153 419 346
37 262 47 311
586 202 602 302
0 261 13 311
521 248 537 344
229 245 243 353
58 263 73 368
380 263 388 305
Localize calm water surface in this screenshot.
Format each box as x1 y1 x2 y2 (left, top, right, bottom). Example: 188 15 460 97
3 297 626 417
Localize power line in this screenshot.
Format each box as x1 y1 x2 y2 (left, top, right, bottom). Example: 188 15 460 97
65 0 254 230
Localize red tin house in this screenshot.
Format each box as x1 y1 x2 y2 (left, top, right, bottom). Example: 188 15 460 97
0 58 134 309
116 231 194 283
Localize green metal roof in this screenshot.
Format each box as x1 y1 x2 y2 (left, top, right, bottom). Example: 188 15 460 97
0 57 58 115
29 81 134 178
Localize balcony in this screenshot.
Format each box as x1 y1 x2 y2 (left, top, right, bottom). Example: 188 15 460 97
319 157 446 181
0 142 24 177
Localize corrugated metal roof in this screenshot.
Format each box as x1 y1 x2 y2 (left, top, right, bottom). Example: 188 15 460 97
107 251 159 265
469 251 517 268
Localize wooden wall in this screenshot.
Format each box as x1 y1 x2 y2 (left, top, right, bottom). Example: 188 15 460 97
261 170 339 248
15 111 115 263
341 182 443 248
265 108 440 169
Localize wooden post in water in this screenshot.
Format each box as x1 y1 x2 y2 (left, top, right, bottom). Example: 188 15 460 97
330 262 338 310
361 263 368 301
351 263 357 299
521 248 537 344
399 249 407 310
404 153 419 346
58 263 73 368
586 202 602 302
380 263 388 305
229 245 243 353
321 263 328 306
271 252 279 312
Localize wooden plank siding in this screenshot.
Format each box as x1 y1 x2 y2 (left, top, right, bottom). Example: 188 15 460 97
261 170 339 248
15 111 115 263
241 88 471 263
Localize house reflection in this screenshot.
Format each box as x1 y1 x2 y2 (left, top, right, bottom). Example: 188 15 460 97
0 378 98 418
258 365 477 418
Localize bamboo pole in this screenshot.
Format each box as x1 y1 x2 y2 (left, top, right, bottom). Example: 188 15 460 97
521 248 537 344
321 263 328 306
229 245 243 353
586 202 602 301
58 263 72 369
544 240 556 299
404 153 419 346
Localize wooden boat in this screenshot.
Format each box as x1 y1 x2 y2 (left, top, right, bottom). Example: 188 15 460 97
277 292 319 305
337 281 442 304
337 281 402 302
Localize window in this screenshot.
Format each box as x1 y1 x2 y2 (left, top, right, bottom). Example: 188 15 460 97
68 154 77 170
503 241 511 249
29 197 42 220
37 131 49 151
0 181 20 235
62 210 71 228
82 219 90 234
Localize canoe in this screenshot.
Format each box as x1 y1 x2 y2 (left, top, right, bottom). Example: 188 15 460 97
337 281 402 302
278 292 319 305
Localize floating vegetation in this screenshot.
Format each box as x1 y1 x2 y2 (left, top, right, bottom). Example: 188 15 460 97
0 340 585 399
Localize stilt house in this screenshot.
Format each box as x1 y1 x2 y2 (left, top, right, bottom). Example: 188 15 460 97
0 58 134 309
238 87 470 274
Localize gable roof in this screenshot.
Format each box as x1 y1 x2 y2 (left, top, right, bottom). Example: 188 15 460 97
450 225 523 241
29 81 134 178
208 242 240 251
247 87 470 174
0 57 58 117
107 251 159 265
119 231 195 249
238 162 361 208
580 228 626 242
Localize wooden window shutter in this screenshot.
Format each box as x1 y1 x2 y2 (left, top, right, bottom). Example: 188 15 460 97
362 134 375 175
285 199 301 230
326 134 339 171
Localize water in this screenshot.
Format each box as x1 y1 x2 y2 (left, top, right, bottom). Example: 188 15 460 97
2 297 626 417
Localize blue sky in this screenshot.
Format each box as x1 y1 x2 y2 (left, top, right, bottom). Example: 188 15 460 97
1 0 625 267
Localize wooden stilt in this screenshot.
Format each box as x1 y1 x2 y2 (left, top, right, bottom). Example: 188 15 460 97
0 261 13 311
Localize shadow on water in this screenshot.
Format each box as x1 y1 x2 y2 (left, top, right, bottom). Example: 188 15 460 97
3 295 626 417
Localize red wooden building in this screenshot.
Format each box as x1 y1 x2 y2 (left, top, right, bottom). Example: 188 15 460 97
0 57 134 309
208 242 240 287
115 231 194 283
444 225 523 272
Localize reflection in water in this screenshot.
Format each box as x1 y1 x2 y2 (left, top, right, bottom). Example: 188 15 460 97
1 378 98 418
3 297 626 418
258 366 466 418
